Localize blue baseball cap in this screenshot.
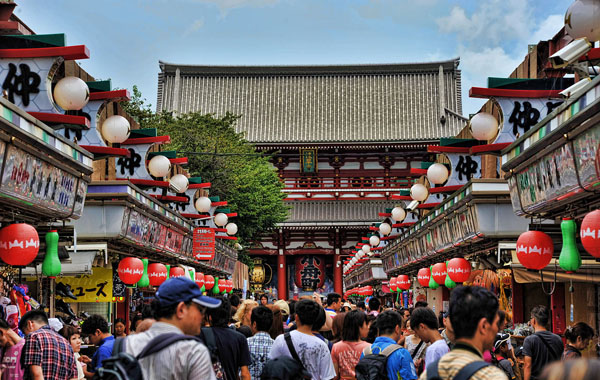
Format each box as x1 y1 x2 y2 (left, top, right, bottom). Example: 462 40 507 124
155 277 221 308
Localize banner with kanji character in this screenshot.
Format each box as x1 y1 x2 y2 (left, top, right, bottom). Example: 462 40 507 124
193 227 215 260
56 267 113 303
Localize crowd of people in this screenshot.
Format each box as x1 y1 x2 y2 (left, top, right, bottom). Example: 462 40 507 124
0 277 598 380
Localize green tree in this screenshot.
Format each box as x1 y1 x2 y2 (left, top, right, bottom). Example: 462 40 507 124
121 87 289 266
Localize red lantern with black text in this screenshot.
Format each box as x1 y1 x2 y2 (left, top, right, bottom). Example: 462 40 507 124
397 274 411 290
417 268 430 287
0 223 40 266
294 256 325 291
516 230 554 270
432 263 447 285
389 277 398 292
147 263 168 286
447 258 471 283
581 210 600 258
195 272 205 289
204 275 215 290
118 257 144 285
169 266 186 278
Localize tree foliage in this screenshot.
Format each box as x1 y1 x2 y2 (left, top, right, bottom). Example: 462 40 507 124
121 86 289 266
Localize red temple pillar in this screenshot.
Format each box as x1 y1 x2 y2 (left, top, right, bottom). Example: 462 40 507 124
334 251 343 295
277 253 287 300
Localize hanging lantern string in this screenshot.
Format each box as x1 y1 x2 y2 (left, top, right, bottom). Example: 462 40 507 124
540 260 557 296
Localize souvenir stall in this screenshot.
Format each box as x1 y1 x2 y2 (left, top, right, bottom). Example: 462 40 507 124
502 74 600 334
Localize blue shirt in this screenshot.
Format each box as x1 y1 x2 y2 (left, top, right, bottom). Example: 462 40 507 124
91 335 115 371
360 336 417 380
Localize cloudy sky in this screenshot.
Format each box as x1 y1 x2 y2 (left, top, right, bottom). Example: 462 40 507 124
18 0 571 115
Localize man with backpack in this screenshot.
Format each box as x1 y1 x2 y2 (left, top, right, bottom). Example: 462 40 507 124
203 296 251 380
522 305 563 380
247 305 274 380
356 310 417 380
268 299 335 380
419 286 507 380
492 333 516 380
121 276 221 379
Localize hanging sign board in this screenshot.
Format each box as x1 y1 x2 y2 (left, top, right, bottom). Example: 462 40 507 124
55 267 113 303
193 227 215 260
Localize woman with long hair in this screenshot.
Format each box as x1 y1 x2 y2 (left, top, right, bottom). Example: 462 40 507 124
404 318 428 374
233 299 258 328
331 312 347 344
113 318 127 338
563 322 595 360
331 310 370 379
266 304 284 339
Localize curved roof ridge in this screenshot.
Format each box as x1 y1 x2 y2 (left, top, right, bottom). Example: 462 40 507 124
158 58 460 76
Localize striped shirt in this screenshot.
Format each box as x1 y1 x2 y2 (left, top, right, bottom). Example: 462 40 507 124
419 342 508 380
124 322 216 380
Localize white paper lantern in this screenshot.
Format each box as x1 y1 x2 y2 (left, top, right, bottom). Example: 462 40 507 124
391 206 406 222
214 213 228 227
53 76 90 110
147 155 171 178
427 163 449 185
565 0 600 42
169 174 189 193
101 115 130 144
470 112 498 141
362 244 371 254
410 184 429 202
369 235 380 247
226 223 238 236
379 222 392 236
195 196 212 213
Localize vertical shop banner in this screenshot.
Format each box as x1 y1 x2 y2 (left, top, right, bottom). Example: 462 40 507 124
193 227 215 260
112 263 127 300
56 267 113 303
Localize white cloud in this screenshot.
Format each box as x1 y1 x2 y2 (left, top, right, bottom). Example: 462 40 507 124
529 14 564 44
437 0 531 48
184 18 205 36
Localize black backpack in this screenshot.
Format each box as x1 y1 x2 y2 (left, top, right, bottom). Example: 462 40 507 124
426 358 491 380
260 332 311 380
355 343 402 380
92 333 202 380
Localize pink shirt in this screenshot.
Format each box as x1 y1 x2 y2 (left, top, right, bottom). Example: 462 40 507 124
1 339 25 380
331 340 371 378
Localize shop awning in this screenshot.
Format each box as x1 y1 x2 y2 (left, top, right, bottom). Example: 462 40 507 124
22 244 104 276
512 266 600 284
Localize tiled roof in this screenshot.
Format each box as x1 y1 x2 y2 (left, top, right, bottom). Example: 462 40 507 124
284 200 397 223
156 60 464 143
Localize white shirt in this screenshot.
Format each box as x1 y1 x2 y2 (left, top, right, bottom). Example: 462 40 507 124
269 330 335 380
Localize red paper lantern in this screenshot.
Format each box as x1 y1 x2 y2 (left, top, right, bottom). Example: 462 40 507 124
195 272 205 289
431 263 447 285
169 266 186 278
417 268 430 287
147 263 168 286
117 257 144 285
0 223 40 266
516 230 554 270
581 210 600 258
397 274 411 290
294 256 325 291
389 277 398 292
227 279 234 292
364 285 373 296
218 278 226 293
447 258 471 283
204 275 215 290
